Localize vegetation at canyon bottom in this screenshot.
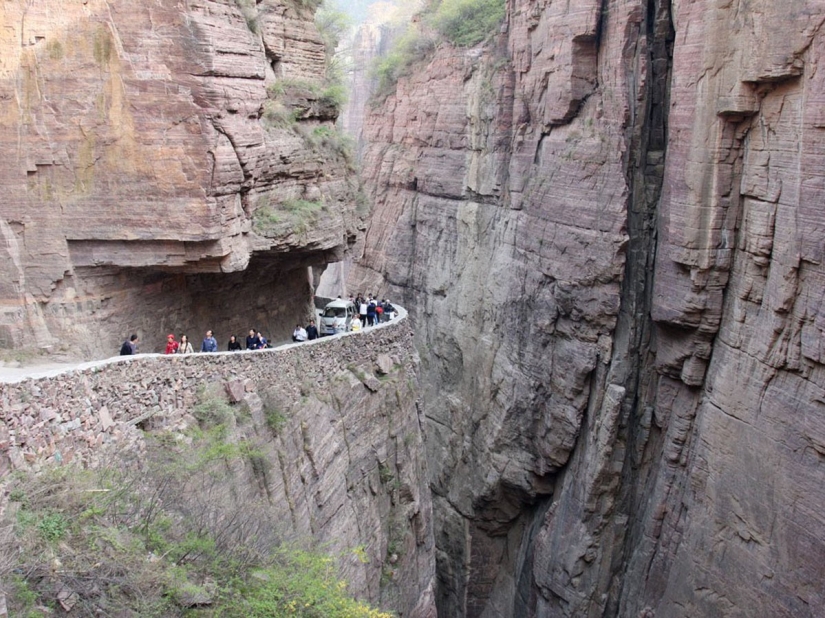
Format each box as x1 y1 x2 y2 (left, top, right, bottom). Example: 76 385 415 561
0 388 391 617
372 0 505 98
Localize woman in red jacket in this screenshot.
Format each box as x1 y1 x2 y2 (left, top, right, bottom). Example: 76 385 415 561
164 334 179 354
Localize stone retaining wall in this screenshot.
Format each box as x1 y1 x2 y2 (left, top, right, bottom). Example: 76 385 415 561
0 310 410 475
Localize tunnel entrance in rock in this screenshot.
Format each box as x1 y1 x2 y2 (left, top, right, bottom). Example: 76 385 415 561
53 251 333 358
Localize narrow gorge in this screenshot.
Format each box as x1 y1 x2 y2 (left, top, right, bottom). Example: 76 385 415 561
0 0 824 617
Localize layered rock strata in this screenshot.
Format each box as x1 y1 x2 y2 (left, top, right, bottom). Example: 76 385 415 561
351 0 825 616
0 313 436 615
0 0 362 357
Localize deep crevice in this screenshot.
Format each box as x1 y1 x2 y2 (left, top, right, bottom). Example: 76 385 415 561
605 0 674 613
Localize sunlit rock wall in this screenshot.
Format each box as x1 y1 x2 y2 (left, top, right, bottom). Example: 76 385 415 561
0 0 362 356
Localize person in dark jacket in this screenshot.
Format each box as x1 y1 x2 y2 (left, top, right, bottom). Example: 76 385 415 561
227 335 242 351
306 320 319 340
366 300 377 326
120 334 138 356
246 329 260 350
201 330 218 352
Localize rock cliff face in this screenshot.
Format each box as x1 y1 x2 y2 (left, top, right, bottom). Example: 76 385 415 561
351 0 825 616
0 0 362 357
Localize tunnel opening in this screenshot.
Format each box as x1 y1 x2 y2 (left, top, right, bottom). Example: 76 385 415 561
41 250 338 360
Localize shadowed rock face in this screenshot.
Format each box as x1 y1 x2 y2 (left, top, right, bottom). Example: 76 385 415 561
351 0 825 616
0 0 362 356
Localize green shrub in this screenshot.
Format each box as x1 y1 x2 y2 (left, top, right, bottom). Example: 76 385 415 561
428 0 506 47
310 125 355 167
1 452 389 617
262 101 299 129
316 4 352 84
265 407 287 434
193 386 234 428
266 78 347 116
253 198 326 236
219 548 393 618
7 575 38 615
267 78 322 99
38 512 69 542
373 26 436 100
320 82 348 109
284 198 325 216
371 0 505 100
234 0 260 34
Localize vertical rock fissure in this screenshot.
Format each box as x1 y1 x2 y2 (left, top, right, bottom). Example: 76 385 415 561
605 0 674 612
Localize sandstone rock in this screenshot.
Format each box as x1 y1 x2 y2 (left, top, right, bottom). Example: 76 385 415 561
375 354 393 376
0 0 364 357
361 375 381 393
352 0 825 615
39 409 56 422
98 406 113 431
224 380 246 404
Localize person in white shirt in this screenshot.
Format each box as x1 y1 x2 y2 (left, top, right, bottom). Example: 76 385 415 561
292 324 308 342
350 316 362 332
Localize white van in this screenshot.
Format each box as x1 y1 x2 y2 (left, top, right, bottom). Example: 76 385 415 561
320 299 357 335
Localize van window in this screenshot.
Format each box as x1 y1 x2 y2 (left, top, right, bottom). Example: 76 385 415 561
323 307 346 318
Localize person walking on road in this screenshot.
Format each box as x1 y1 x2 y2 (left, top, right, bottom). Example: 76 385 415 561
366 299 377 326
120 334 138 356
306 320 319 340
178 334 194 354
201 330 218 352
164 334 179 355
293 324 308 342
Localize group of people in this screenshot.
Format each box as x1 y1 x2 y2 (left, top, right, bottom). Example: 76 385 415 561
120 321 325 356
292 320 320 342
352 295 395 331
119 295 397 356
119 328 275 356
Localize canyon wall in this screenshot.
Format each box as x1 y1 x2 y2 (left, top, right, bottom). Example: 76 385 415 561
0 313 437 615
351 0 825 616
0 0 362 358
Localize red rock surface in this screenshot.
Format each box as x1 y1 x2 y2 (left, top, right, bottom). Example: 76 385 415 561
351 0 825 615
0 0 361 356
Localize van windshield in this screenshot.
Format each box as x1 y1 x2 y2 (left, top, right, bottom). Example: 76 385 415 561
323 307 346 318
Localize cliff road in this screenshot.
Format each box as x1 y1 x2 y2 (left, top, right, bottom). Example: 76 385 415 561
1 0 824 617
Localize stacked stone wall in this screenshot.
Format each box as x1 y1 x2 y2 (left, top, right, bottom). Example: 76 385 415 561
0 311 411 475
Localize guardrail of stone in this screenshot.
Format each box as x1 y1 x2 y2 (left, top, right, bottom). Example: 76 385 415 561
0 305 410 476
